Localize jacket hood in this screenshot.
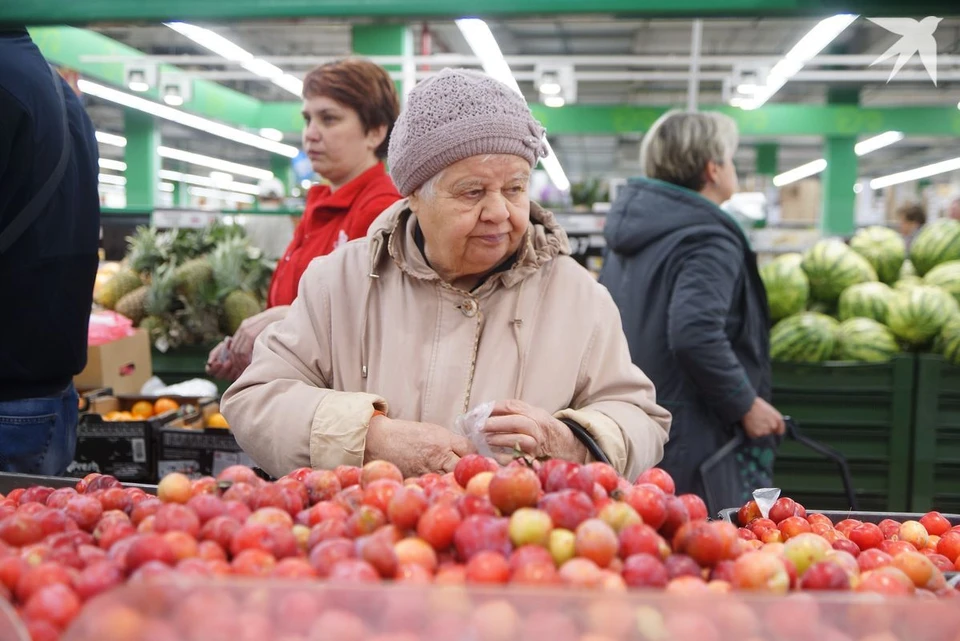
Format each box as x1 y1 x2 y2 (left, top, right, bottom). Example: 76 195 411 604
604 177 744 256
367 198 570 291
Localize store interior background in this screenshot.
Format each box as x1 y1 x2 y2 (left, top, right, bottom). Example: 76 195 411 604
20 8 960 270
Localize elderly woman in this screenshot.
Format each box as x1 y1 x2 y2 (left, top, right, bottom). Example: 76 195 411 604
222 69 671 480
599 110 783 512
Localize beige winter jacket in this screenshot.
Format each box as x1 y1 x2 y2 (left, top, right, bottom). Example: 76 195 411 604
221 200 671 480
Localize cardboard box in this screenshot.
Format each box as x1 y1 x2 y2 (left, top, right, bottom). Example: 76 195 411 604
156 427 254 479
74 329 152 395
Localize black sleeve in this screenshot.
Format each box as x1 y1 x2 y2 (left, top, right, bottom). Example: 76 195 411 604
667 235 756 425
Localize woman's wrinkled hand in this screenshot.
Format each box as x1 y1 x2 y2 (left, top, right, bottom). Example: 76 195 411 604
481 400 587 465
228 305 291 366
364 414 477 477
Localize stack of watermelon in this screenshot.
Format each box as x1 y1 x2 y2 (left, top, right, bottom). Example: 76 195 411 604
763 218 960 366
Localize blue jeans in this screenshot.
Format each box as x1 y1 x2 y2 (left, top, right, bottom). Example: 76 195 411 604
0 384 78 476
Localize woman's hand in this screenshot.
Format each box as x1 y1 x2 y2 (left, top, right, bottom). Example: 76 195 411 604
205 338 240 381
482 400 588 465
364 414 477 477
228 305 291 367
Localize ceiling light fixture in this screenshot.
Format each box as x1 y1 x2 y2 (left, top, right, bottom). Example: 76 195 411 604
854 131 904 156
157 146 274 180
772 159 828 187
543 95 565 108
259 128 284 142
187 185 256 204
159 169 261 195
98 158 128 172
95 131 127 147
165 22 304 97
98 173 127 186
740 14 858 110
455 18 570 192
870 156 960 190
78 79 298 158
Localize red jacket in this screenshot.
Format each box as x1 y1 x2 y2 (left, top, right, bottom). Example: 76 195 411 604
267 163 400 307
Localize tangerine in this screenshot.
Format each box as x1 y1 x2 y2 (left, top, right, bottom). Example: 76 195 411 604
130 401 154 418
153 398 180 415
206 412 229 429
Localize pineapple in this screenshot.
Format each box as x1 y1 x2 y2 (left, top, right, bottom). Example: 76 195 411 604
114 285 149 325
94 267 142 309
145 264 177 319
125 226 169 274
210 237 262 335
172 257 214 299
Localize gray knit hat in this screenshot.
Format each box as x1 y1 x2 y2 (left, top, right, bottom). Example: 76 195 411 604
387 68 549 196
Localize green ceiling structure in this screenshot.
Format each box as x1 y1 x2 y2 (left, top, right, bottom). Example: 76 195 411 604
3 0 959 23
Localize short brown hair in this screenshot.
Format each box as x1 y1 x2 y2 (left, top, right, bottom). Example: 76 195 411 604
302 58 399 160
897 202 927 226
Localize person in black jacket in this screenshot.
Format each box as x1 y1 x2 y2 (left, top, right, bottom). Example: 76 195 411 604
599 110 784 513
0 28 100 474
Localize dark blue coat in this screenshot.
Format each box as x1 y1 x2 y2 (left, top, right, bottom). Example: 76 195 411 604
0 28 101 401
599 178 777 511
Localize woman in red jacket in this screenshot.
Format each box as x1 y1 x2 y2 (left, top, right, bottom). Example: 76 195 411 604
207 58 401 380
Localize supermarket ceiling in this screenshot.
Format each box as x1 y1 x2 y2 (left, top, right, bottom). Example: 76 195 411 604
23 12 960 184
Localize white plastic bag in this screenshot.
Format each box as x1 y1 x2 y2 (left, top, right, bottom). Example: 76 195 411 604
455 401 497 458
752 487 782 519
139 377 219 399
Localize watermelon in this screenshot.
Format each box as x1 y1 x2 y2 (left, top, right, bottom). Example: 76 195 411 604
886 285 960 347
909 218 960 276
895 275 923 291
900 259 917 279
922 260 960 305
833 317 900 362
939 317 960 365
837 282 895 323
760 253 809 321
849 226 906 285
801 239 878 305
770 312 839 364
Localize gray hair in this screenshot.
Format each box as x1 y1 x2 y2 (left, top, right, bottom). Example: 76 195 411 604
639 110 739 192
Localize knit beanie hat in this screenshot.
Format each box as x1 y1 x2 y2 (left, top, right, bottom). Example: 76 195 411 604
387 68 549 196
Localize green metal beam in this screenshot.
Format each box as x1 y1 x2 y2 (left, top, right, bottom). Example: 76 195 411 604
4 0 959 24
29 26 261 129
124 110 159 209
258 102 960 137
822 136 858 237
756 143 779 176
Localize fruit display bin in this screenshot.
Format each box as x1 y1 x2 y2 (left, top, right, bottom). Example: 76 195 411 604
58 580 960 641
0 598 29 641
717 508 960 527
770 356 915 512
911 354 960 513
0 472 157 495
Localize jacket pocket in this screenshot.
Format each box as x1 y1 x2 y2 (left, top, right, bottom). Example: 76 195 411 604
0 397 59 475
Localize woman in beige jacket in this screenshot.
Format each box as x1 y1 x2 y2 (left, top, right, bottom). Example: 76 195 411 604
221 68 671 481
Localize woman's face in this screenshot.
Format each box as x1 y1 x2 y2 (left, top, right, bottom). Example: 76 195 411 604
301 95 386 189
703 151 739 205
409 154 531 286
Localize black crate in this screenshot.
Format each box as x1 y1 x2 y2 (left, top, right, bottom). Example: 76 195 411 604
718 508 960 526
68 416 157 484
156 427 255 479
0 472 156 495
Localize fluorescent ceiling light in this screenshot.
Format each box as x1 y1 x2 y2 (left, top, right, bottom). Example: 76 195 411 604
773 159 828 187
188 185 256 204
163 93 184 107
159 169 261 195
158 182 176 193
259 128 284 142
95 131 127 147
99 173 127 186
98 158 128 171
455 18 570 192
209 171 234 184
157 146 274 180
869 156 960 190
78 78 298 158
740 14 858 110
544 95 565 108
854 131 904 156
539 81 561 95
165 22 303 97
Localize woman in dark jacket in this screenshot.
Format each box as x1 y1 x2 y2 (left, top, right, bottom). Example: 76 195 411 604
599 110 784 513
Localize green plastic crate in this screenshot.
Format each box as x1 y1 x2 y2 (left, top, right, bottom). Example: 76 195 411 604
911 354 960 513
770 355 915 512
151 346 230 396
